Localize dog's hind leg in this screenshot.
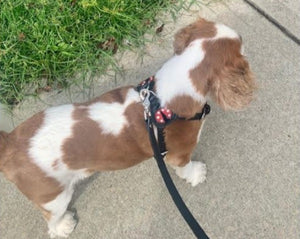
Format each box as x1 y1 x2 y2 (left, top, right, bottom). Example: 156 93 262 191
41 186 77 238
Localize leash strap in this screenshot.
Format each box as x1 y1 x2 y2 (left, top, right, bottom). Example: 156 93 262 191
137 77 210 238
146 120 209 239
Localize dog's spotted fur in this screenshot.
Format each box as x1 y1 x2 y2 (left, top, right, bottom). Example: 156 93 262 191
0 18 255 238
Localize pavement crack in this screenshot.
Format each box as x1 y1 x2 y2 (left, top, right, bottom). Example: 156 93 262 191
243 0 300 46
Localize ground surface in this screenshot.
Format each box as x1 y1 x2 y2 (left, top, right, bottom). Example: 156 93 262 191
0 0 299 238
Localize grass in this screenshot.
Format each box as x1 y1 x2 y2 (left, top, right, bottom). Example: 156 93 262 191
0 0 199 106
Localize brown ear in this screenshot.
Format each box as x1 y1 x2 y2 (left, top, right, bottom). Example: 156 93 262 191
210 57 256 110
173 26 191 55
173 18 216 55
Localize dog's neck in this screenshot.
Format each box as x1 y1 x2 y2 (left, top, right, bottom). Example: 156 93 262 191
154 40 206 118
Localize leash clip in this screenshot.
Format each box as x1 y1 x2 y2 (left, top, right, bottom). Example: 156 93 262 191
139 89 151 120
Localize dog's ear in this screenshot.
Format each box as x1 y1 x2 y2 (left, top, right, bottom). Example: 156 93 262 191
210 56 256 110
173 25 191 55
173 18 216 55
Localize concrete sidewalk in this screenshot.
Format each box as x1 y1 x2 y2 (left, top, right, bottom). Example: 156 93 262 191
1 0 299 238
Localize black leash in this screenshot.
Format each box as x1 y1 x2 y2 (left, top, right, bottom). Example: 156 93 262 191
136 77 210 239
147 121 209 239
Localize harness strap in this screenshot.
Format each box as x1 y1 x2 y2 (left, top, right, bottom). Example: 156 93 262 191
135 76 210 128
184 103 211 121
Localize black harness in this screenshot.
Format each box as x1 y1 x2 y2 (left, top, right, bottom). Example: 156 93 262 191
135 76 210 239
135 76 210 127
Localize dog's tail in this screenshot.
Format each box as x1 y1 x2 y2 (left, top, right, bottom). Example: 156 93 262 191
0 131 9 171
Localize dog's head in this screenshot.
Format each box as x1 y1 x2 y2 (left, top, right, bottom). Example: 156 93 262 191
174 18 256 110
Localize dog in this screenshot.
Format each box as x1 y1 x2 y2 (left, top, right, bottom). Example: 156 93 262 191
0 18 256 238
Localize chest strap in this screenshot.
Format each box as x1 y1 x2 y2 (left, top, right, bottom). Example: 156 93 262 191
135 76 210 129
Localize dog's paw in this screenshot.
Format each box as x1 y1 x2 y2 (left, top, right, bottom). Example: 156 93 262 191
176 161 207 187
188 161 207 186
48 211 77 238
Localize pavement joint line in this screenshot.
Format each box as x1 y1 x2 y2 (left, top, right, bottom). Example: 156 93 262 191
243 0 300 45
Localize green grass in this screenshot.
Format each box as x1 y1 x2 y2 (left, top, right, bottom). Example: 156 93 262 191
0 0 197 105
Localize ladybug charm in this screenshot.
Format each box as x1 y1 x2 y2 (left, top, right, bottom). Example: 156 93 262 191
160 108 172 119
155 110 165 124
154 107 173 124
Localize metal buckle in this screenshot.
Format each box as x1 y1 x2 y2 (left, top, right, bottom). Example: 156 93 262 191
139 89 151 120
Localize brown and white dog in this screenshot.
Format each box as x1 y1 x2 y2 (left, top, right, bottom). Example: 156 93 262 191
0 19 255 238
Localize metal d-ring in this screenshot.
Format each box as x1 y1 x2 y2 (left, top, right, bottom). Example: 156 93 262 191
139 89 151 119
139 89 149 100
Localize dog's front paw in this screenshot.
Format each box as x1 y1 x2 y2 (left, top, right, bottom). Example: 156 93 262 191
188 161 207 186
176 161 207 187
48 211 77 238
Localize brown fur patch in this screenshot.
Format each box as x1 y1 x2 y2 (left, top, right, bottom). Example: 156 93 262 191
62 87 153 171
165 120 202 167
0 112 63 205
190 38 256 110
166 95 203 119
63 87 202 170
164 94 204 167
173 18 217 55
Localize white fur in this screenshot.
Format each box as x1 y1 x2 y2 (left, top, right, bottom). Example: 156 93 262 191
155 39 206 107
29 105 89 237
48 211 77 238
43 187 77 238
88 88 140 135
155 38 211 187
28 88 140 237
52 211 77 238
29 105 89 187
214 24 239 39
155 24 239 108
43 189 74 221
175 161 207 186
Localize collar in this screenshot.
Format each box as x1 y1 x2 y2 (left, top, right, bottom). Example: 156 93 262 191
135 76 210 128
